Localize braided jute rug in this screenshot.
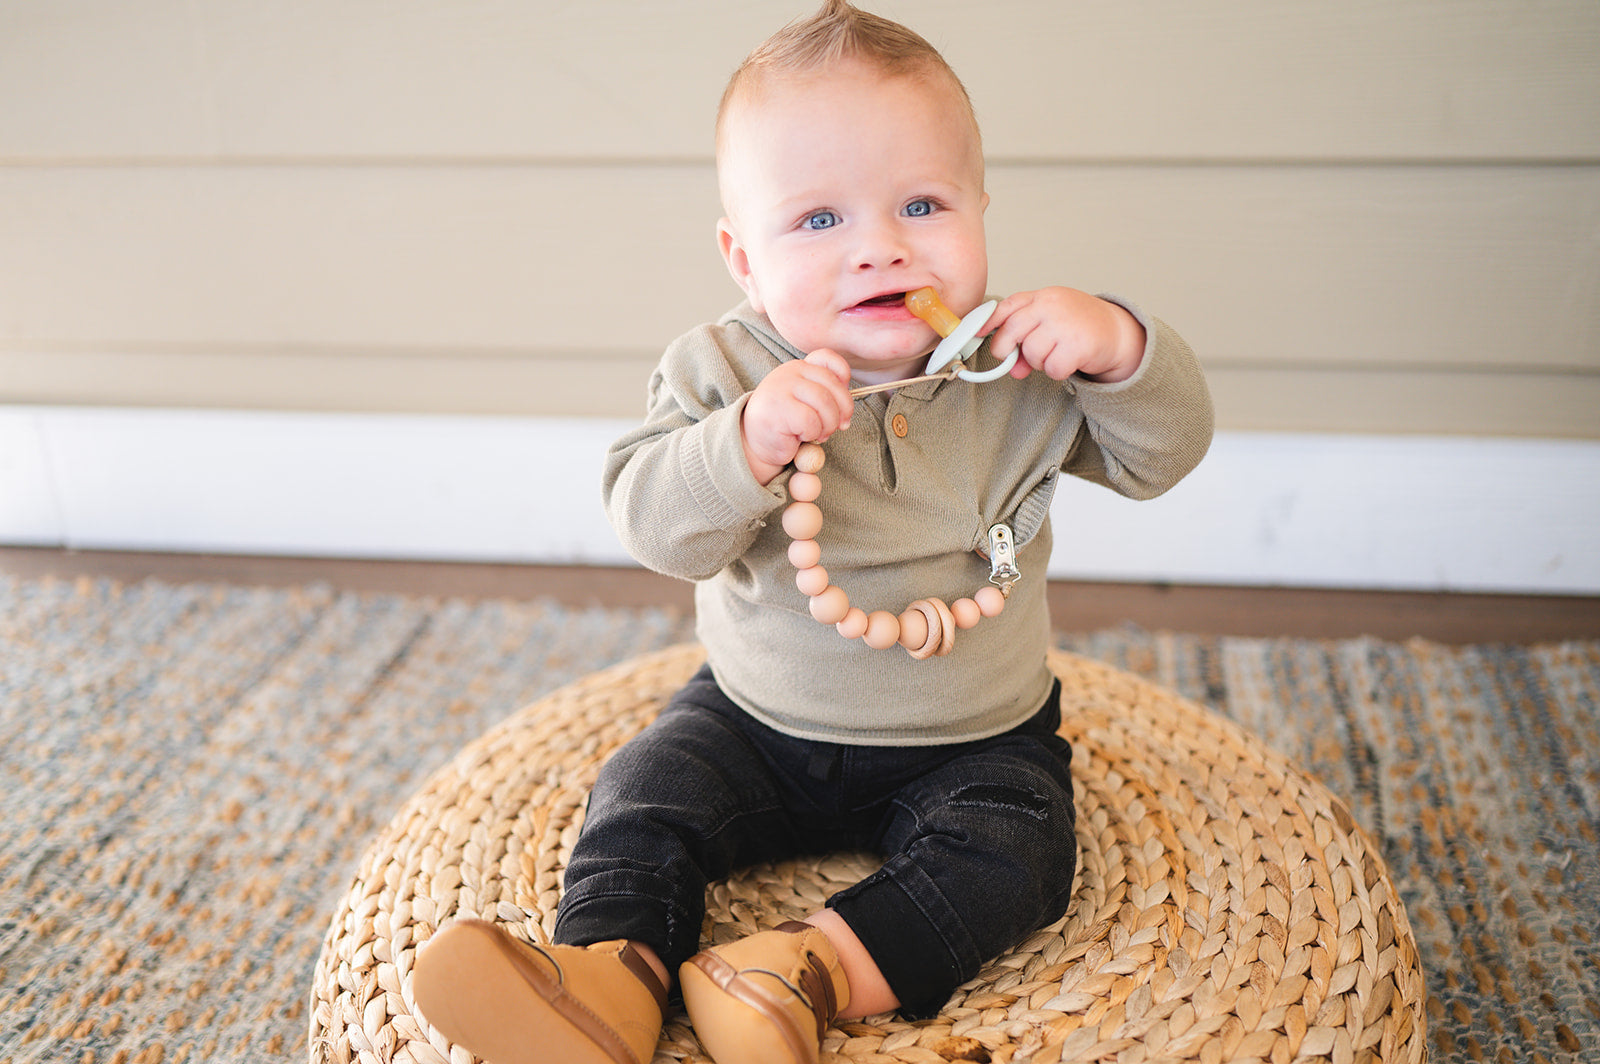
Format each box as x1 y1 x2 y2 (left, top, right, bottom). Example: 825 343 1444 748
2 575 1597 1063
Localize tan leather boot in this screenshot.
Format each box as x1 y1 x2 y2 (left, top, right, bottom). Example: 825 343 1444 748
413 919 667 1064
679 921 850 1064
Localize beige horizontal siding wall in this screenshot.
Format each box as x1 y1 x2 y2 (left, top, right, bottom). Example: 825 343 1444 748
3 0 1597 438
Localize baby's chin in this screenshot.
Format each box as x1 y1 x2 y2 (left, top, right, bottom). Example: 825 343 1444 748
841 349 937 385
839 329 939 368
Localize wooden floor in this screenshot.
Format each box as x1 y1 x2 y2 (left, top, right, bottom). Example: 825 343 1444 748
6 547 1598 644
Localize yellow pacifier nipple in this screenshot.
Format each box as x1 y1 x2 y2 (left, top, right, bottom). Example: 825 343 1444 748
847 287 1018 397
905 286 963 338
904 287 1017 381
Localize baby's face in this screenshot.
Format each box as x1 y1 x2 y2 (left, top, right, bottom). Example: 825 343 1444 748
717 61 989 384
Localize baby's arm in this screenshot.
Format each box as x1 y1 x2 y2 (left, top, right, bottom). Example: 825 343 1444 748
740 350 855 484
987 290 1213 501
604 326 807 581
983 287 1148 384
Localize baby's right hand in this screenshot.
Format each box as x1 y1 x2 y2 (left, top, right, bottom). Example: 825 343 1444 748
741 349 854 484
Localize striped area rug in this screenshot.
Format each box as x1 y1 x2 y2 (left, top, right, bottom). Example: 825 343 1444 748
1 575 1595 1063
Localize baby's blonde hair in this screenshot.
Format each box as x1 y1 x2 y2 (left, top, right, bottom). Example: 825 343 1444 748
715 0 981 161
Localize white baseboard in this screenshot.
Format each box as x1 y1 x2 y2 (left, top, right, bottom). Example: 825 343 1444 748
3 405 1596 595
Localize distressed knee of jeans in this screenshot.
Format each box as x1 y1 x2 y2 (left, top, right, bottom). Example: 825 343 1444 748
947 782 1052 820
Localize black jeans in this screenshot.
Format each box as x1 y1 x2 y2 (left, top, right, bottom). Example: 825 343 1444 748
553 664 1077 1017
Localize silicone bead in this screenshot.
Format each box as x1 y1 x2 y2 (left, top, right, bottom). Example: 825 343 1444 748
836 607 870 640
788 539 822 569
788 471 821 503
782 502 824 541
794 443 826 474
809 586 850 624
795 565 830 597
974 586 1006 617
863 610 901 650
951 597 982 629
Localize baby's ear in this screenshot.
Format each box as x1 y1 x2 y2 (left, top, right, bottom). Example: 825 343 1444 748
717 218 764 313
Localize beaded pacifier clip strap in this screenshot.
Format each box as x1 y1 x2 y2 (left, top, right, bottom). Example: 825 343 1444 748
785 288 1022 659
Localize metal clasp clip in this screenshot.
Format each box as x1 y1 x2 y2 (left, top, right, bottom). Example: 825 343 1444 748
987 523 1020 598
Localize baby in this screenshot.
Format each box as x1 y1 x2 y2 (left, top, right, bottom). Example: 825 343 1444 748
414 3 1213 1063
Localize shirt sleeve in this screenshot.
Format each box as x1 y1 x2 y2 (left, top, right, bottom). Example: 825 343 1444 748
602 322 791 581
1060 296 1215 499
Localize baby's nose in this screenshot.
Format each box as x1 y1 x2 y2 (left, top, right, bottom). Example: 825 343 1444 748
852 219 909 269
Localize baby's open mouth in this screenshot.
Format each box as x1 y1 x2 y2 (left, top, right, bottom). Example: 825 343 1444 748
855 291 908 308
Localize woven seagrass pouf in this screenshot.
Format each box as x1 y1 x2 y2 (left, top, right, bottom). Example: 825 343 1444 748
309 644 1427 1064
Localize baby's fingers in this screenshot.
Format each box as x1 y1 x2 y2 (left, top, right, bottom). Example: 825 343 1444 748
804 348 854 385
980 293 1043 366
802 349 855 425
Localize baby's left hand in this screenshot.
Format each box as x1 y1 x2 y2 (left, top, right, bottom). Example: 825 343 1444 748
983 287 1146 383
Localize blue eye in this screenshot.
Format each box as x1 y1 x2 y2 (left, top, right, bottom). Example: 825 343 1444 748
804 210 841 230
904 199 935 218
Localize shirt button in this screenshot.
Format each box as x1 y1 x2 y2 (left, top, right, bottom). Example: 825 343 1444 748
891 413 909 438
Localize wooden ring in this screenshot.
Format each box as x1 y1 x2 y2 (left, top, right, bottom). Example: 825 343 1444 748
906 600 943 660
929 597 957 656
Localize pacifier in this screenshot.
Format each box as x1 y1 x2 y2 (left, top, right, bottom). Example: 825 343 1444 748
905 287 1019 383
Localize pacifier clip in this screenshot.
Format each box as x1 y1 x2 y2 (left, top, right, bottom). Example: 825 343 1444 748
784 288 1021 659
